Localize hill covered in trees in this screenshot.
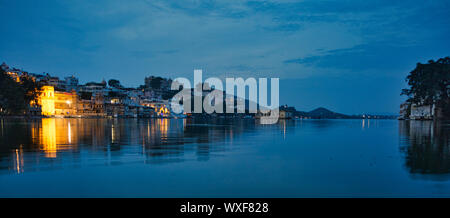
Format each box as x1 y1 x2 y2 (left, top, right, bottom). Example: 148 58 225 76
0 67 40 115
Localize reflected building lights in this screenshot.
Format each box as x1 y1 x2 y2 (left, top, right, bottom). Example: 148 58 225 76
147 120 150 138
111 123 116 143
159 119 169 137
41 118 57 158
38 118 76 158
229 128 233 145
15 149 19 173
3 118 246 172
68 121 71 144
14 147 24 174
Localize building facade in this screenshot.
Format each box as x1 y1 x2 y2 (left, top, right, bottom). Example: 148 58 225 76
37 86 78 116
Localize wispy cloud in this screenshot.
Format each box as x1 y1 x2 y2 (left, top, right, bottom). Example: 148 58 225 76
0 0 449 113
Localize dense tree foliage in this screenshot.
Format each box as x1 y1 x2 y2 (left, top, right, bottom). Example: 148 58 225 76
150 77 164 89
108 79 123 88
402 57 450 118
0 68 40 115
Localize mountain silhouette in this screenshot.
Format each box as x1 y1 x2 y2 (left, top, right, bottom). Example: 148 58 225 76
307 107 349 118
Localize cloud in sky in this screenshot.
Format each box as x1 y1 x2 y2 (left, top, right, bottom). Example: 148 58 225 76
0 0 449 113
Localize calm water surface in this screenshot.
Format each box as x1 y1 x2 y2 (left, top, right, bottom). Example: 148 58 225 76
0 118 449 197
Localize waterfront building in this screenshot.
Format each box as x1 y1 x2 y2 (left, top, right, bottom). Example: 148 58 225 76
77 93 106 117
65 75 79 92
2 62 176 118
37 75 67 91
279 110 292 119
54 90 78 116
140 106 155 117
37 86 78 116
279 105 294 119
105 103 126 117
410 104 434 120
79 80 107 94
38 86 55 116
140 99 170 117
398 101 447 120
126 89 144 106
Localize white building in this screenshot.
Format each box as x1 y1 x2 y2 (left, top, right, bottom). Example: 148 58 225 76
65 76 79 92
410 104 434 120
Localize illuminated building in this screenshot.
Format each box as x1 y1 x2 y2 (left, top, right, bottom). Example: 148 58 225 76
110 98 120 104
6 72 21 82
54 90 78 116
37 86 78 116
140 100 170 117
2 61 174 118
39 86 56 116
158 106 170 116
4 70 36 83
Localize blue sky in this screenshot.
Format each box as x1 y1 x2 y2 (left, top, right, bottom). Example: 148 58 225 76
1 0 449 114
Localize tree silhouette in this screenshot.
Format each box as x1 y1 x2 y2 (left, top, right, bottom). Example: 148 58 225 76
108 79 123 89
150 77 164 89
0 68 40 115
402 57 450 119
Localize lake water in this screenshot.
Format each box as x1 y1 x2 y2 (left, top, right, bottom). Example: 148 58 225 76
0 118 449 197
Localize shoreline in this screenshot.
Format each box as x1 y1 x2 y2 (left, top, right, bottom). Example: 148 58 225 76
0 115 402 120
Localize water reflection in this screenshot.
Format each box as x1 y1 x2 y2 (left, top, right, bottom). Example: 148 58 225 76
399 121 450 180
0 118 265 174
4 118 449 183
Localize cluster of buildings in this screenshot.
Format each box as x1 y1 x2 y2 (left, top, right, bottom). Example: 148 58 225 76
2 62 301 120
1 63 175 118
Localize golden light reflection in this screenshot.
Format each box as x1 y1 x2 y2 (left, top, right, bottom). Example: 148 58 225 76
111 123 118 143
68 121 72 144
14 147 24 174
159 119 169 136
147 120 150 137
41 118 57 158
38 119 75 158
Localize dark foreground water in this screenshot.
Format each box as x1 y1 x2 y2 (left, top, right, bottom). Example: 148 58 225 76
0 118 449 197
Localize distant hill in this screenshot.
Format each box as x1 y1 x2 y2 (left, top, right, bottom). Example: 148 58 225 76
288 107 397 119
306 107 350 119
288 107 348 119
